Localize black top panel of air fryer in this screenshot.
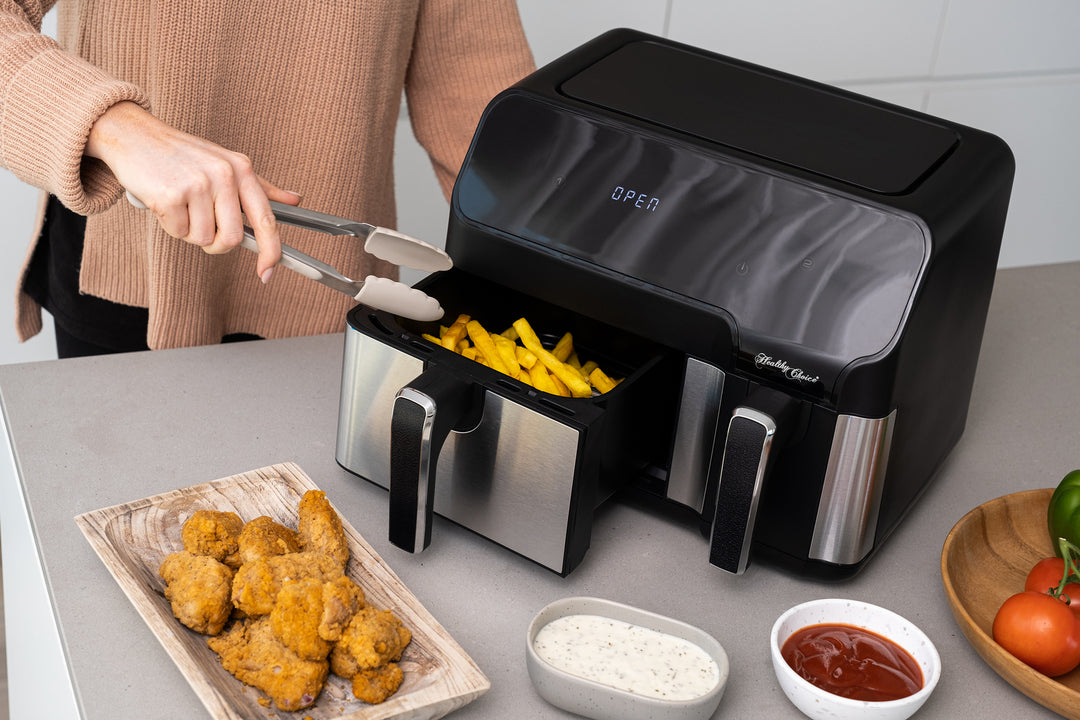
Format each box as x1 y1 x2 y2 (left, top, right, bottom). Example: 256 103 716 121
455 92 928 366
561 40 958 195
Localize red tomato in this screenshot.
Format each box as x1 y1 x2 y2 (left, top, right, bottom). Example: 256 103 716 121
993 591 1080 676
1025 557 1080 615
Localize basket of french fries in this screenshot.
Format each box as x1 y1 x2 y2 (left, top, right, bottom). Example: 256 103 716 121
422 314 622 399
379 267 675 407
338 268 684 574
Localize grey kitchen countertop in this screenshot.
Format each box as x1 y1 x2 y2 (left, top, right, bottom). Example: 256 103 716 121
1 261 1078 719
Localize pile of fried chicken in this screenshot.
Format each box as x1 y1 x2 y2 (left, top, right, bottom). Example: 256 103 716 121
158 489 411 711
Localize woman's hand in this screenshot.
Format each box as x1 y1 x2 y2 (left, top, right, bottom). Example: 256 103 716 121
86 101 300 283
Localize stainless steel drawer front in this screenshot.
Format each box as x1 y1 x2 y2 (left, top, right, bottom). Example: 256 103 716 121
808 410 896 566
667 358 725 512
337 329 583 572
336 328 425 476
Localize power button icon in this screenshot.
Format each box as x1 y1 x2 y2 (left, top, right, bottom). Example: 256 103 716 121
735 261 750 276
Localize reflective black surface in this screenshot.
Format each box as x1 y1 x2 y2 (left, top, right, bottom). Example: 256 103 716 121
561 40 958 195
457 95 928 364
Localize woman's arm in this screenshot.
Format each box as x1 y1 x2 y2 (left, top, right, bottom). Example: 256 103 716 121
0 0 145 211
0 1 295 279
86 101 300 282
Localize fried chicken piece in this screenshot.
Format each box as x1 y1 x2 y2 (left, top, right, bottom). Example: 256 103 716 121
351 662 404 705
159 550 235 635
231 551 342 617
181 510 243 569
269 575 366 660
270 578 331 661
208 616 328 712
237 515 301 565
329 606 412 678
319 576 365 642
298 490 349 571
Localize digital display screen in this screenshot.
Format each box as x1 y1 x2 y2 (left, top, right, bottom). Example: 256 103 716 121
610 185 660 212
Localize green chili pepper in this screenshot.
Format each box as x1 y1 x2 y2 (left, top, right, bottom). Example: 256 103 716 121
1048 469 1080 557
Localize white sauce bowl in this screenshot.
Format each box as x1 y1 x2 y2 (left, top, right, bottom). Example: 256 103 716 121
526 596 729 720
770 598 942 720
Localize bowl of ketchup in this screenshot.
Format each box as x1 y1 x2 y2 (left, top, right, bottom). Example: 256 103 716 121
770 598 941 720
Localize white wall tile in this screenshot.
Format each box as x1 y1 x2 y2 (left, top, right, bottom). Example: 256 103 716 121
837 82 928 113
935 0 1080 77
667 0 946 83
515 0 668 66
927 78 1080 268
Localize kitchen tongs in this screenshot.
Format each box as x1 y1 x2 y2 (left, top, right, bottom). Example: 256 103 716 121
127 191 450 320
240 201 451 321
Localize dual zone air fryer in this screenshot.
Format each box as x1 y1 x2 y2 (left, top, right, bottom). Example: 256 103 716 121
335 29 1015 579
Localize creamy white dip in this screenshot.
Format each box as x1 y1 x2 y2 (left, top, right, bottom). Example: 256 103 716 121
532 614 720 701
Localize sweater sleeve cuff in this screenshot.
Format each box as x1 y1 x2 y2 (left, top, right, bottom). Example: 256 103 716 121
1 48 151 215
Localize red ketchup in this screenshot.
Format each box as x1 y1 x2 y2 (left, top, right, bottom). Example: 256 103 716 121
781 623 923 702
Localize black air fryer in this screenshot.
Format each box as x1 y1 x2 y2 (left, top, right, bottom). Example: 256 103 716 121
336 29 1014 579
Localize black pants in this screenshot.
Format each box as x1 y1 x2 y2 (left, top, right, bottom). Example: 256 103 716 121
52 324 142 357
27 196 261 359
52 325 262 358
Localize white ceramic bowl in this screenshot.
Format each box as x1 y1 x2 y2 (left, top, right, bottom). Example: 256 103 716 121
526 596 730 720
770 598 942 720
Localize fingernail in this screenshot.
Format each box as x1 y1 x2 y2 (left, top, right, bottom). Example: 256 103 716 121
260 267 274 284
286 191 304 204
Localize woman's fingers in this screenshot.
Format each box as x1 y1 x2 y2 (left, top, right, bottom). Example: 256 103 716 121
233 173 277 281
199 151 255 253
183 189 218 249
153 187 193 241
207 189 245 253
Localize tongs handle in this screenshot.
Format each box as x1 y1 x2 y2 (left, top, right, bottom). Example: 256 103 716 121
265 201 365 236
237 232 343 284
269 201 452 273
125 192 451 272
126 191 447 321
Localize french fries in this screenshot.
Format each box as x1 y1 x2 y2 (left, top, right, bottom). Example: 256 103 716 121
423 314 623 397
589 366 618 394
441 314 470 350
465 320 510 375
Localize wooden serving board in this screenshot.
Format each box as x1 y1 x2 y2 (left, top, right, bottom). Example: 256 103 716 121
75 462 489 720
941 488 1080 719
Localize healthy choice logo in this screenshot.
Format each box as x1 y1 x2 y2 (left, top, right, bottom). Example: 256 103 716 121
754 353 820 385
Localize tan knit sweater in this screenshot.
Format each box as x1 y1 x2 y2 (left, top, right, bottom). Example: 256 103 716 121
1 0 534 348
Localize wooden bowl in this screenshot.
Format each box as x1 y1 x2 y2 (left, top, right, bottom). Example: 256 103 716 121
941 488 1080 718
